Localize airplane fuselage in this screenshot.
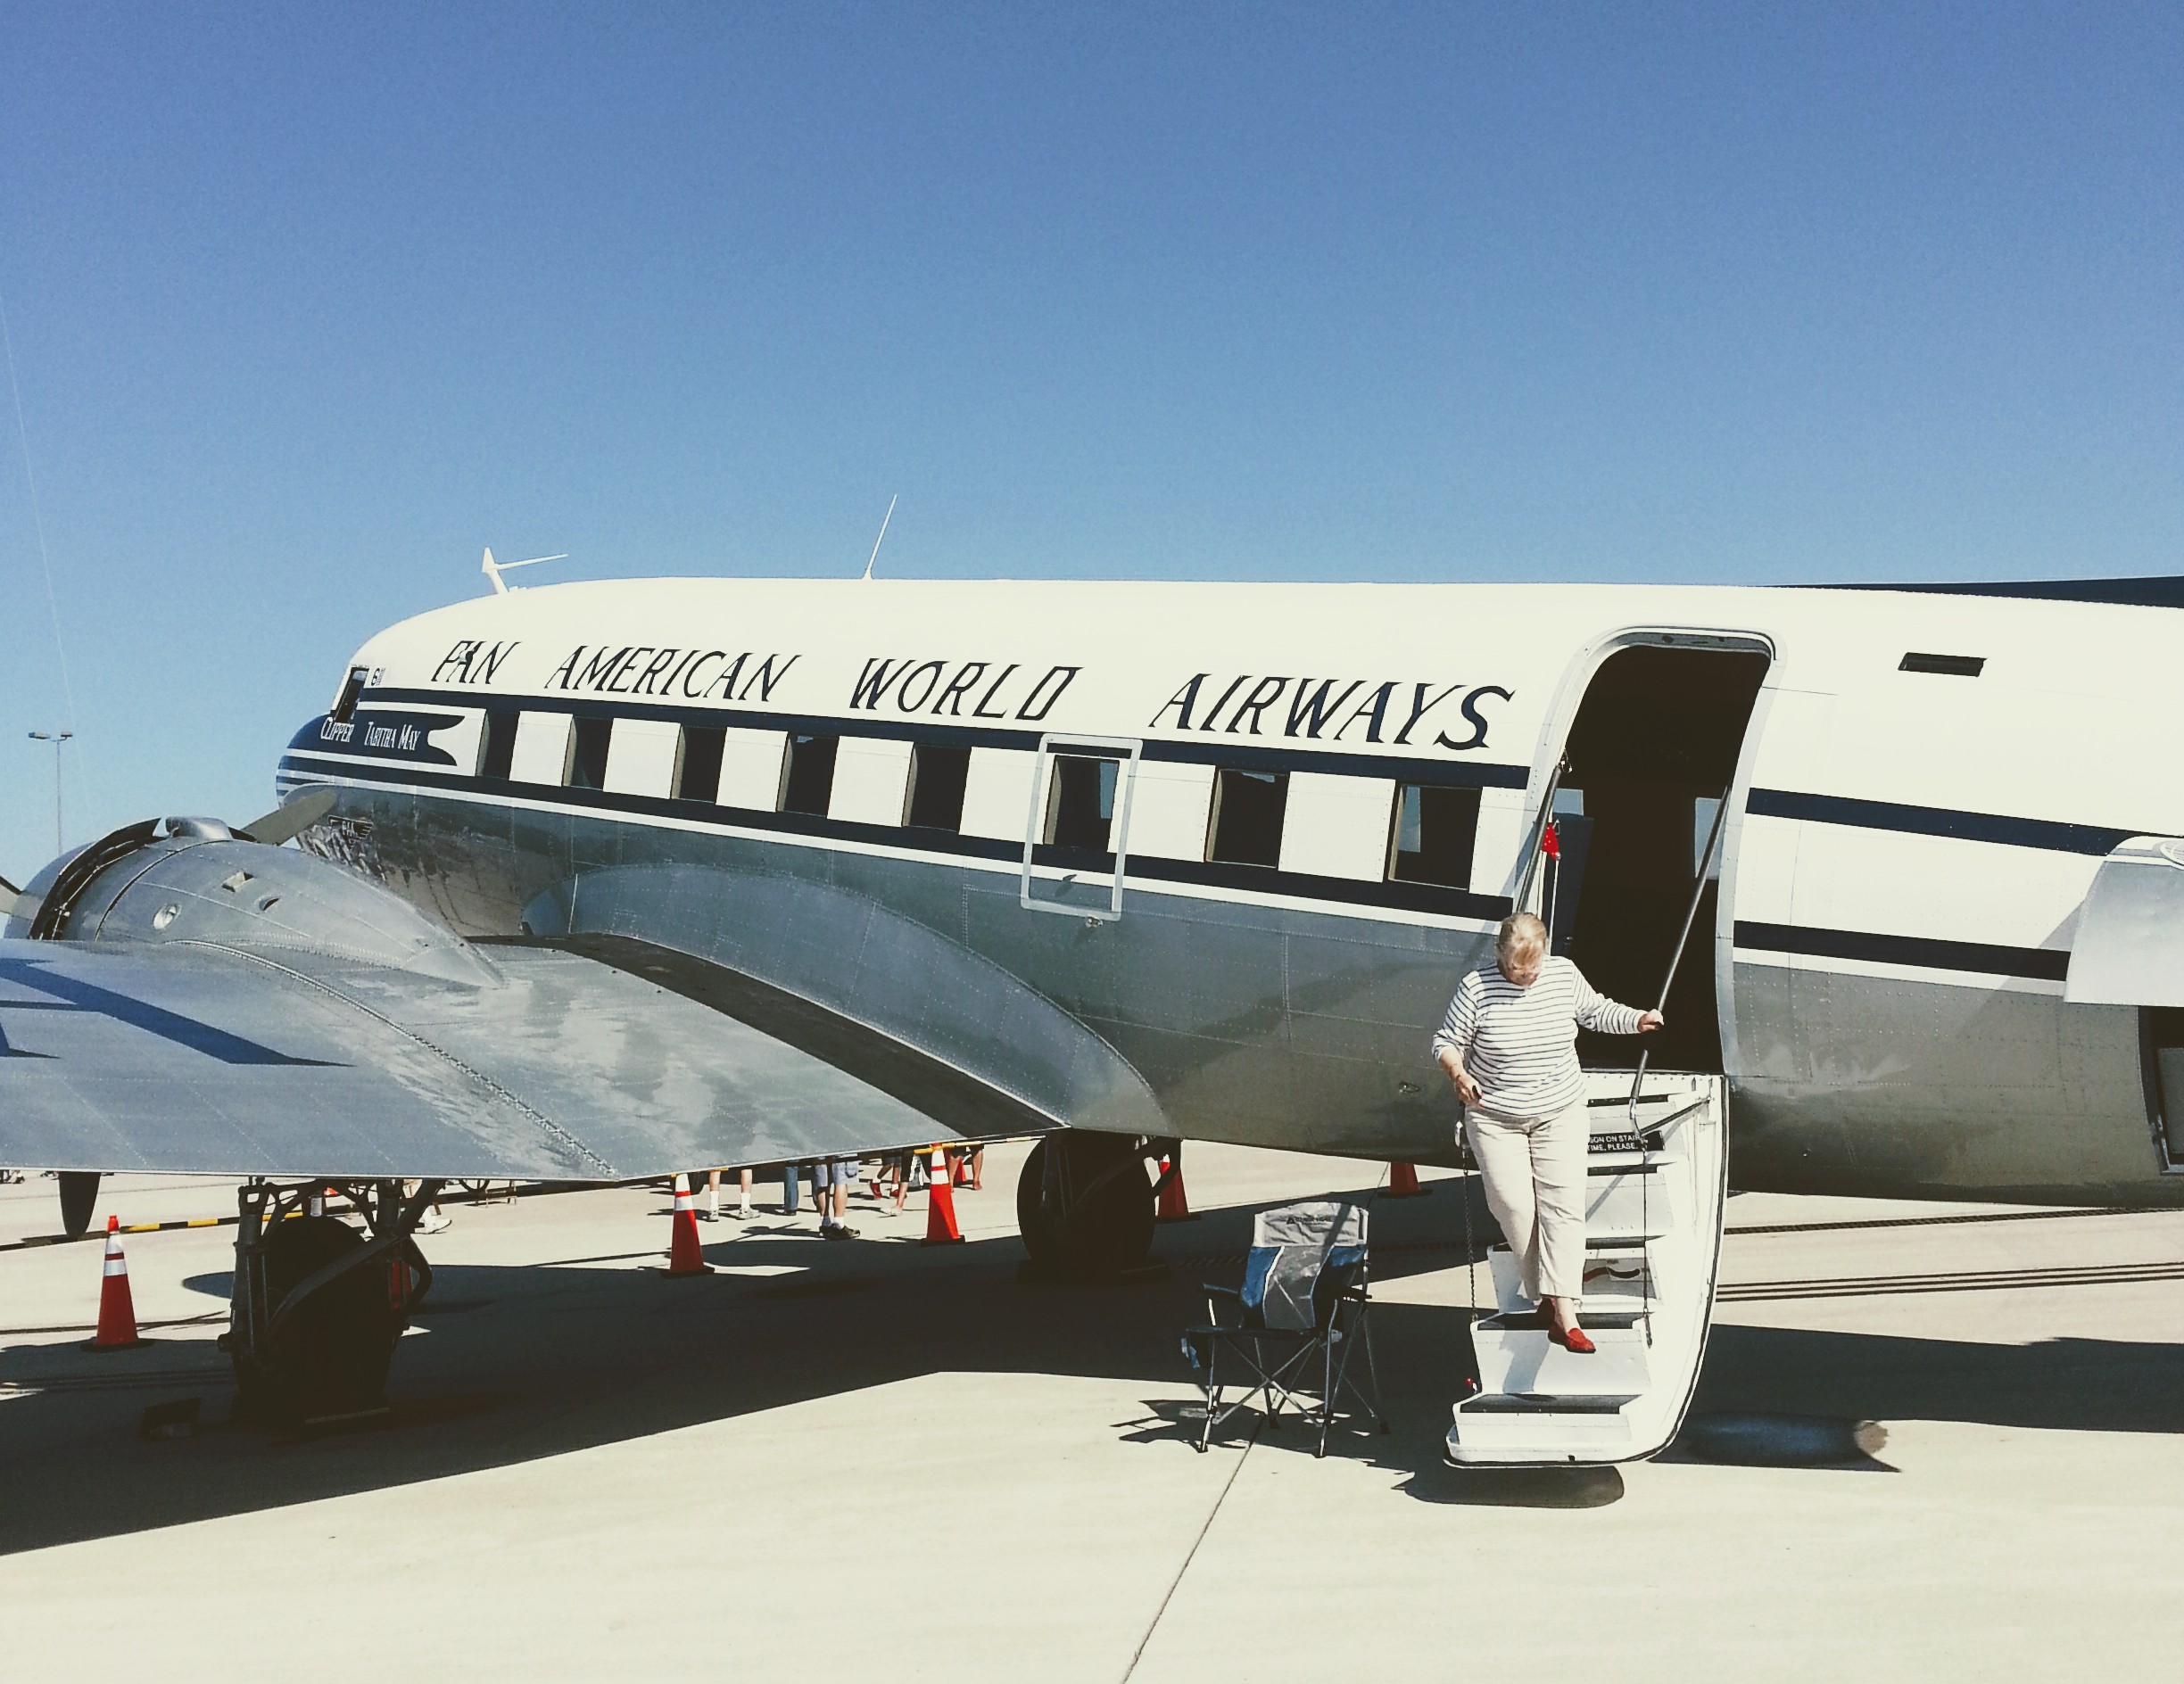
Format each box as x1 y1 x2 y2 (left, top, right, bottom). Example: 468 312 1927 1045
277 576 2184 1206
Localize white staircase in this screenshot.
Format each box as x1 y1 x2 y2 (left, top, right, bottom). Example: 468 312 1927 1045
1445 1072 1728 1466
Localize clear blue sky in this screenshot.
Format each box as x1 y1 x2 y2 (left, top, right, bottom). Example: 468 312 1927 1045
1 3 2177 879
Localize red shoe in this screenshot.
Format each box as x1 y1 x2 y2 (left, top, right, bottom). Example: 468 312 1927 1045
1548 1323 1597 1354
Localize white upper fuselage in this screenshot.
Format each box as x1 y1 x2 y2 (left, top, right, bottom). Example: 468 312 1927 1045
286 575 2184 1201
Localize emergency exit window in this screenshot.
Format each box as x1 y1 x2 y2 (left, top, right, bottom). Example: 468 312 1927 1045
1388 783 1480 887
780 734 839 816
1045 755 1118 852
1208 767 1287 868
906 743 972 832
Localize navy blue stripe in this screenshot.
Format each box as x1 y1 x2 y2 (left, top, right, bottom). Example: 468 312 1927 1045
353 691 1531 788
1733 920 2070 981
1136 736 1526 788
1127 855 1510 920
359 691 1045 752
1833 575 2184 610
1748 788 2134 856
278 753 1509 924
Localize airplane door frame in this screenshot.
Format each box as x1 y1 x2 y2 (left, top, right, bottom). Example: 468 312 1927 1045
1514 625 1780 1077
1020 732 1143 922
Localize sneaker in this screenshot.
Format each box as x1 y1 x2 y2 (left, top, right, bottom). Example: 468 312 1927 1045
820 1222 858 1242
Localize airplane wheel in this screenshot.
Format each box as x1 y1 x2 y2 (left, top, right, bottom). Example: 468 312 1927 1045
56 1170 101 1240
1017 1134 1154 1281
232 1213 400 1424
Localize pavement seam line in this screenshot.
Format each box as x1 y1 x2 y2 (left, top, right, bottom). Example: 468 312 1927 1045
1121 1421 1260 1682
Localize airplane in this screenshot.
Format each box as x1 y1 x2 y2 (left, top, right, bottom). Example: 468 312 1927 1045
4 568 2182 1460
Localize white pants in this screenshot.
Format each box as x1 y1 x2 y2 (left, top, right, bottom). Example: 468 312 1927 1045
1463 1101 1589 1302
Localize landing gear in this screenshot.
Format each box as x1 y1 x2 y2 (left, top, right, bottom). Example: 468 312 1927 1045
56 1170 101 1240
224 1178 439 1426
1017 1133 1157 1280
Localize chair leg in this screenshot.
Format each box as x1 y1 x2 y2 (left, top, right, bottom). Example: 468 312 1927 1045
1316 1332 1336 1457
1357 1308 1389 1432
1199 1341 1219 1453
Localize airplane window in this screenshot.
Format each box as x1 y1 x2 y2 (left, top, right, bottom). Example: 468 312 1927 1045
780 734 840 816
1045 755 1118 852
331 665 368 724
1388 782 1480 887
567 718 611 789
1208 767 1287 868
478 708 519 780
677 726 725 804
906 744 972 832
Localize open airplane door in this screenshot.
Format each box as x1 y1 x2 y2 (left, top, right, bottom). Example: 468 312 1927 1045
1446 1072 1730 1465
2064 836 2184 1168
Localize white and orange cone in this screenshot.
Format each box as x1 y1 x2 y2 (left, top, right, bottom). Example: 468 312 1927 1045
1383 1160 1426 1198
87 1216 146 1351
666 1174 709 1275
1155 1149 1195 1222
922 1147 965 1245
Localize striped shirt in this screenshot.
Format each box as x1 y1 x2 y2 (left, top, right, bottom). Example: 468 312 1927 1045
1429 956 1644 1117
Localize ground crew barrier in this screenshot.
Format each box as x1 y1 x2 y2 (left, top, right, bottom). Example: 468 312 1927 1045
86 1216 147 1351
666 1174 709 1275
1155 1149 1195 1221
922 1147 965 1245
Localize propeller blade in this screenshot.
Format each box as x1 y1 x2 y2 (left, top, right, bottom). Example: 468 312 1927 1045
239 787 337 846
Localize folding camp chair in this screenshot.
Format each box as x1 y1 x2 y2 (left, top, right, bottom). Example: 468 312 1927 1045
1180 1199 1387 1457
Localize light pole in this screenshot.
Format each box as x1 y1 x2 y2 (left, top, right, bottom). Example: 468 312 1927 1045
27 731 71 855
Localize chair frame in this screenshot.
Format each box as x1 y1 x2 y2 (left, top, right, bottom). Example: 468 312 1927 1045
1186 1247 1388 1457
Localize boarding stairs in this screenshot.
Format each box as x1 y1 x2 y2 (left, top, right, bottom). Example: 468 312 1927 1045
1445 1070 1728 1466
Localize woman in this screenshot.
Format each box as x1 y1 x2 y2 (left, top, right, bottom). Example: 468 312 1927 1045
1430 912 1662 1352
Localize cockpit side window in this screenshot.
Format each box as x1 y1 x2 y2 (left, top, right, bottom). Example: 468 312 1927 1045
331 666 369 724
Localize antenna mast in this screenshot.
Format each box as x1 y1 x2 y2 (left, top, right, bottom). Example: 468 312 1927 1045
482 548 570 595
861 495 898 582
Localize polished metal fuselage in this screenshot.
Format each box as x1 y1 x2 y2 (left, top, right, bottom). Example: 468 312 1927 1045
313 780 2174 1208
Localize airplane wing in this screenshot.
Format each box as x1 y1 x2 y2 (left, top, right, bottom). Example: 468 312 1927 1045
0 820 1154 1180
0 937 958 1179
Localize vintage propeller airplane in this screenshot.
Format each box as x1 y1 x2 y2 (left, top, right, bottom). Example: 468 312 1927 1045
4 567 2180 1457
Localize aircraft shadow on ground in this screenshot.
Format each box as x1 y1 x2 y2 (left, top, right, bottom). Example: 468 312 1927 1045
1 1179 2178 1552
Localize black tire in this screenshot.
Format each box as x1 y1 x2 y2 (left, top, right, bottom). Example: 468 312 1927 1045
56 1171 101 1240
1016 1135 1154 1280
233 1214 399 1424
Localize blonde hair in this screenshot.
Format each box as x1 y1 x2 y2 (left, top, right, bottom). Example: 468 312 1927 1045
1496 912 1548 965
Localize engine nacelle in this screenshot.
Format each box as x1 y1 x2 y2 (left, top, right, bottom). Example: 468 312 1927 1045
4 816 492 986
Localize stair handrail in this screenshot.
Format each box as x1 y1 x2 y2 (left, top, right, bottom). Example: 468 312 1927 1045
1626 789 1733 1130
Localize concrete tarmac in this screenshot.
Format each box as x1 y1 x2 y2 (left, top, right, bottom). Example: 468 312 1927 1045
1 1148 2179 1681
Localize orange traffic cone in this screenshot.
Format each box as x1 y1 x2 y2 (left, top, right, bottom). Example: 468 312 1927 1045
1155 1150 1195 1221
922 1147 965 1245
949 1148 971 1187
666 1174 709 1275
86 1216 146 1351
1383 1160 1427 1199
